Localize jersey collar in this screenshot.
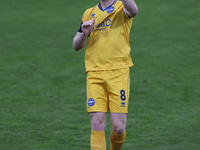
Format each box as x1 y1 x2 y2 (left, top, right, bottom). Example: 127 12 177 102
98 0 117 11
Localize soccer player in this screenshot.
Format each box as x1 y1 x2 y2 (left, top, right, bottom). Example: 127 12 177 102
73 0 138 149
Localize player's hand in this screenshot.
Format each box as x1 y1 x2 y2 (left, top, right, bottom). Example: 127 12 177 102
82 19 95 37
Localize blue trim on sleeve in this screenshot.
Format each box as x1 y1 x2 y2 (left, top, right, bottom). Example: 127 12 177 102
98 0 117 11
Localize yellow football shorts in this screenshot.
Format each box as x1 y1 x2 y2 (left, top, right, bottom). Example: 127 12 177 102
86 68 130 113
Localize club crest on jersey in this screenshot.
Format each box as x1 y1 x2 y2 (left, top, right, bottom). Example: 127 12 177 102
107 7 115 13
88 98 95 106
91 13 95 19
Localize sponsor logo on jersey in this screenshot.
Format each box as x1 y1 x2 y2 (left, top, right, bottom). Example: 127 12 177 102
121 102 126 107
107 7 115 13
88 98 95 106
91 13 95 19
95 19 111 31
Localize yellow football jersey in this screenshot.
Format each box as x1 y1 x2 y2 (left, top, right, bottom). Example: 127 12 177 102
82 0 134 72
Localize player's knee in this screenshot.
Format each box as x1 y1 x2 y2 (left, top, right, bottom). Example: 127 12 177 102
112 125 125 135
90 112 106 131
91 119 105 131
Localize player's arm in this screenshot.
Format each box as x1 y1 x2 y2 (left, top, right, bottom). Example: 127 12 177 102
73 19 95 51
73 32 88 51
122 0 138 18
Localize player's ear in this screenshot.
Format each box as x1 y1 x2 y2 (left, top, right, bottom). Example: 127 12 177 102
81 15 84 23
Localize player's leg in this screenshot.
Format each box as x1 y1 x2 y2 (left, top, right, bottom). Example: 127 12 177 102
106 68 130 150
89 112 107 131
90 112 107 150
110 113 127 134
87 71 108 150
110 113 127 150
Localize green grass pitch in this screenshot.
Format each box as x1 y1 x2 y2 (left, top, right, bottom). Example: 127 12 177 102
0 0 199 149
